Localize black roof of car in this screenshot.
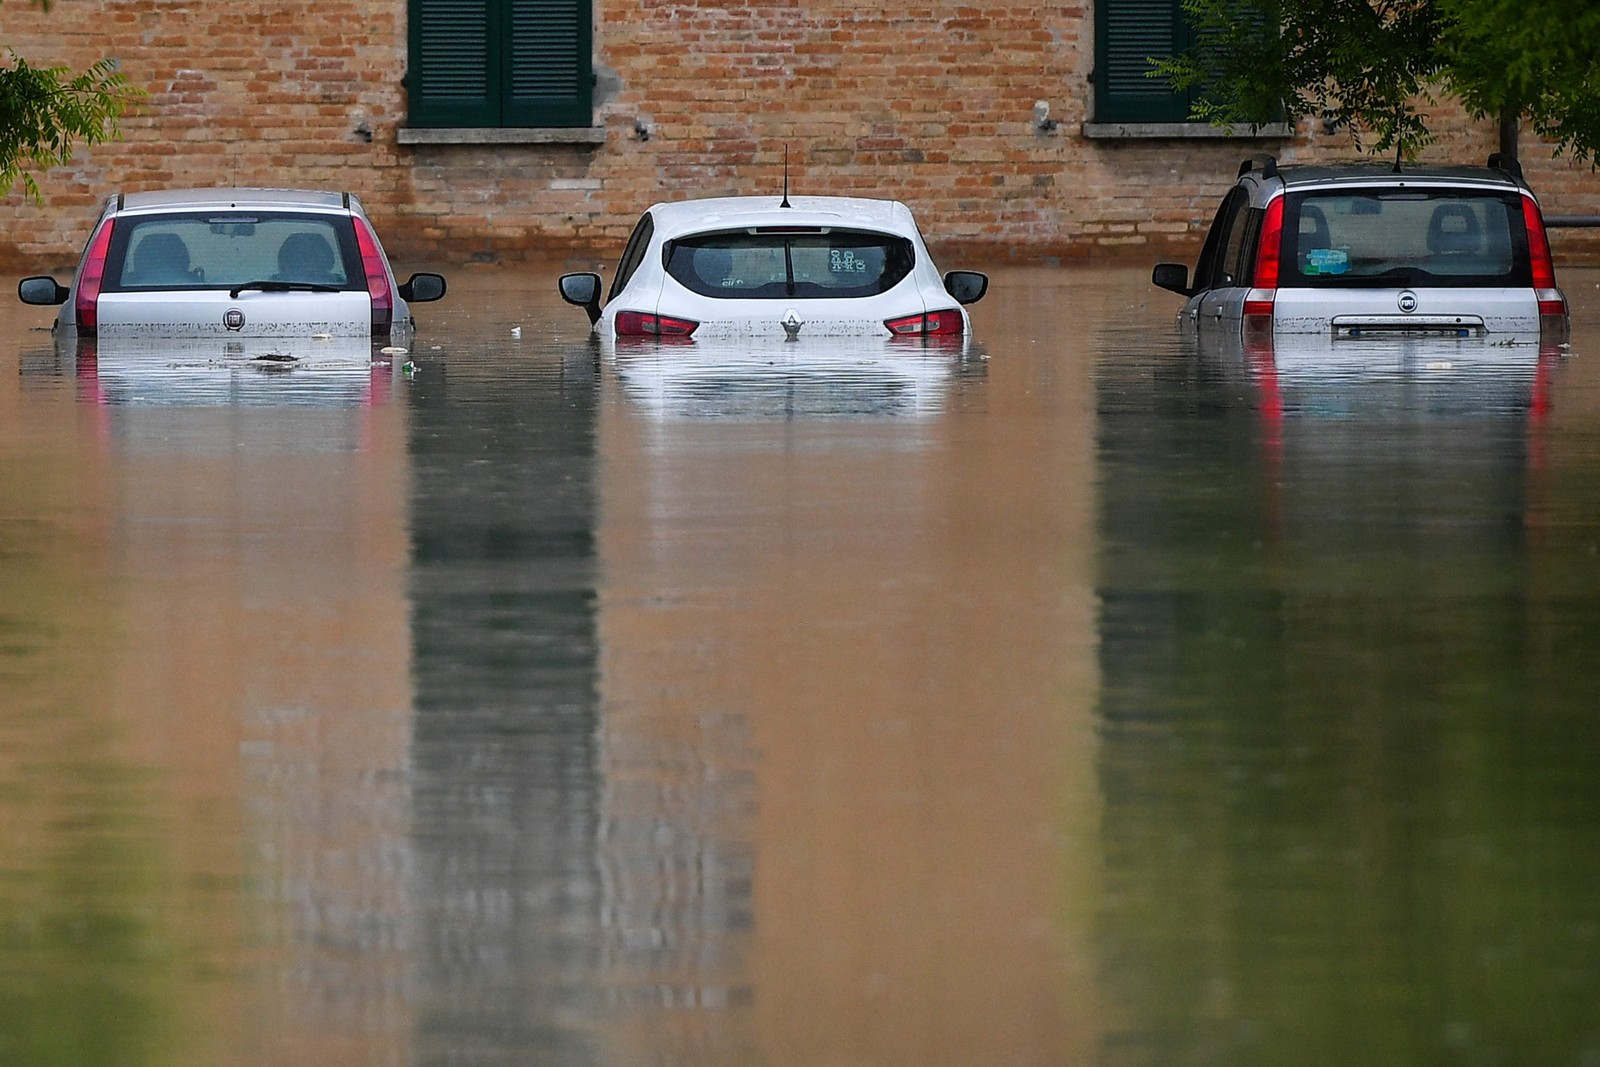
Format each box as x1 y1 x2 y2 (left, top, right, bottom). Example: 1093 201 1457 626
1236 154 1530 192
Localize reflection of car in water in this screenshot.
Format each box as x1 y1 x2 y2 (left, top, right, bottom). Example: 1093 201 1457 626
64 335 400 408
1215 330 1561 425
607 336 981 420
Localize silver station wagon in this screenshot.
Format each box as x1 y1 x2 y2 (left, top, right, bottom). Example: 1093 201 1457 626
18 188 445 346
1153 155 1569 341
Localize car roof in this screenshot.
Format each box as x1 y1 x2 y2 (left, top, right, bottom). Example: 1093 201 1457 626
644 195 920 240
113 188 359 213
1278 163 1525 189
1241 160 1529 194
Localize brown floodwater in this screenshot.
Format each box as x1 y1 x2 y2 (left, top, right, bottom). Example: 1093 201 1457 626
2 262 1599 1066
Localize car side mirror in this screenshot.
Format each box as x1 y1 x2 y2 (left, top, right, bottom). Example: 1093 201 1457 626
1152 263 1191 296
559 272 603 326
399 272 447 303
19 276 69 306
943 269 989 306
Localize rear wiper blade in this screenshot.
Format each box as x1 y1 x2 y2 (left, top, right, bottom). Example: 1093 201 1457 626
1318 268 1446 288
228 280 344 298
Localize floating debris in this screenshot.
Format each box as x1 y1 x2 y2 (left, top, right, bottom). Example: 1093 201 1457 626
511 326 522 338
381 345 408 355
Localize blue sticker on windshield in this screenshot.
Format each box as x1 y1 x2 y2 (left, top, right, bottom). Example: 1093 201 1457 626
1304 248 1349 275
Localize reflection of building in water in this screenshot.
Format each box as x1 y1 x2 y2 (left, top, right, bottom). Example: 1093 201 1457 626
1090 327 1600 1062
70 386 415 1066
405 353 608 1065
595 702 759 1061
594 312 1098 1064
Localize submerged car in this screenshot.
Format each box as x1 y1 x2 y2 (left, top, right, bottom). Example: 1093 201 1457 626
558 194 988 340
18 188 445 345
1152 155 1568 341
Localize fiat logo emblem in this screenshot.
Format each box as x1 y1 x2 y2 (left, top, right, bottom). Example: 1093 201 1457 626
1397 291 1418 314
224 308 246 331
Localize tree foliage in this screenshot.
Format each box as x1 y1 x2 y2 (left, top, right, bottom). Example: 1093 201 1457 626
1439 0 1600 162
1 0 139 200
1155 0 1600 164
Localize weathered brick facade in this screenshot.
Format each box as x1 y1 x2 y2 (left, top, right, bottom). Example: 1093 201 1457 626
2 0 1596 270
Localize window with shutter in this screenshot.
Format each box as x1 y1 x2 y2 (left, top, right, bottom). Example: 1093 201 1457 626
409 0 592 128
1093 0 1194 123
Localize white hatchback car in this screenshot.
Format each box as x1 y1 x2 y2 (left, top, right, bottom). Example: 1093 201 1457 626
558 195 988 340
18 188 445 345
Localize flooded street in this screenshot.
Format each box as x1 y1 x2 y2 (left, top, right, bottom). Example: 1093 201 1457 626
3 262 1600 1066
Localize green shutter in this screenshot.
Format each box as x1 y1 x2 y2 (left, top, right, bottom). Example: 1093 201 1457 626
504 0 592 127
1094 0 1192 123
410 0 498 127
410 0 592 128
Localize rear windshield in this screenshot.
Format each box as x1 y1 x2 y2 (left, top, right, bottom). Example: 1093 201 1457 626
1281 189 1531 288
103 212 362 291
664 229 915 299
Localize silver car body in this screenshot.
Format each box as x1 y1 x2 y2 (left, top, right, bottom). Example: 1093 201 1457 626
21 188 443 344
1156 158 1567 341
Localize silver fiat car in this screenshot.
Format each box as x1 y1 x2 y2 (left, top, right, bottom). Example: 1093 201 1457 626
1152 155 1568 341
18 188 445 346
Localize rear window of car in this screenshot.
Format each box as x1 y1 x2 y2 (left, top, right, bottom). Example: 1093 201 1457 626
103 212 362 291
1280 188 1530 288
663 229 915 299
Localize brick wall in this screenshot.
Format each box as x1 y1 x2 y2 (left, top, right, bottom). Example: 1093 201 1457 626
1 0 1596 271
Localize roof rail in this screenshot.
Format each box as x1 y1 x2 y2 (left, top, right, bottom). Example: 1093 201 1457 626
1488 152 1524 181
1238 154 1278 179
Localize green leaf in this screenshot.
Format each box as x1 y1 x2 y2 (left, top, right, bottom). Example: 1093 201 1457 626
1153 0 1600 165
0 48 141 202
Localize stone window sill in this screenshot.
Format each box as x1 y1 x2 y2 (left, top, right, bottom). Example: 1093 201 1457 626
396 126 607 146
1082 122 1293 140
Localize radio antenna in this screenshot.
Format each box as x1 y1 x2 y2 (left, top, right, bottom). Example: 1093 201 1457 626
780 145 792 208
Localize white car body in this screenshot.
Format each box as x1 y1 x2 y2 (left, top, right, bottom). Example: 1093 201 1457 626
560 195 987 341
19 188 445 347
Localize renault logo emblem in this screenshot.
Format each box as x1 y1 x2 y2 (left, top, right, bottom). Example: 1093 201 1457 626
1397 291 1418 314
780 309 804 341
224 308 246 331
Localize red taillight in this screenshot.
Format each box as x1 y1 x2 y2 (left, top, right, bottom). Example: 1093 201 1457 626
75 220 115 332
1243 197 1284 331
615 310 698 338
1253 197 1284 288
885 309 965 336
352 216 393 330
1522 195 1557 289
1521 195 1567 325
1538 290 1569 318
1243 296 1276 318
